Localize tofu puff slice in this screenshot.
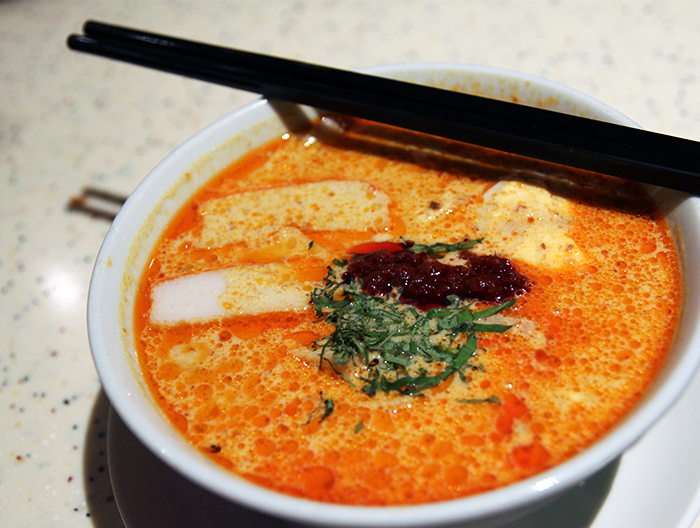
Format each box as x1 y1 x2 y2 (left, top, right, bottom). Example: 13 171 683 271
198 180 391 248
149 178 398 284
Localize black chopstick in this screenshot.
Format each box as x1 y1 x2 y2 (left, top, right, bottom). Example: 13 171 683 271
67 21 700 195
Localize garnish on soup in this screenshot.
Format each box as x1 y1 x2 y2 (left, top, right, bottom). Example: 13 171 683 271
311 239 530 397
135 117 681 505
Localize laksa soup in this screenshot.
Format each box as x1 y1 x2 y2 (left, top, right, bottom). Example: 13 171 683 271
134 116 680 506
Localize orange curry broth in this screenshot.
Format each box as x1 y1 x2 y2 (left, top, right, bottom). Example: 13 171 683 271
135 118 681 505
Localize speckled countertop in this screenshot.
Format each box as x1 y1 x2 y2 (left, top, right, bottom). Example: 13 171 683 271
3 1 700 527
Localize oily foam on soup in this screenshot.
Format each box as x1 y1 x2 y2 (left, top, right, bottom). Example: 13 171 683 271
134 118 681 505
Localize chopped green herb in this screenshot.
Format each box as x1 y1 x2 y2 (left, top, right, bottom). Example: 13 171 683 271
457 395 502 405
321 397 334 422
354 421 364 434
303 393 335 424
308 240 314 250
402 237 483 258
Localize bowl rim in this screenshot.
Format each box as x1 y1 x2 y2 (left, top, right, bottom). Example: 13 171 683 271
88 61 700 527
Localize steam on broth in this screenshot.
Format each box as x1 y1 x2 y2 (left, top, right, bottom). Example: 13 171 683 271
135 117 680 505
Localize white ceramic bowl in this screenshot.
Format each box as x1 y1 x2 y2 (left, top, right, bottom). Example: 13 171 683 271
88 63 700 528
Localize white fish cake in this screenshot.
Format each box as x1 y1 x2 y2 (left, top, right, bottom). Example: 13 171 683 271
150 262 315 324
150 270 228 323
198 180 391 248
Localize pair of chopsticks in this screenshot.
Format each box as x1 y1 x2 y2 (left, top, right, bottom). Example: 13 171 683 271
68 20 700 195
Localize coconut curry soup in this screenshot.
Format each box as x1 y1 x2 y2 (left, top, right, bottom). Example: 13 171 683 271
135 117 680 506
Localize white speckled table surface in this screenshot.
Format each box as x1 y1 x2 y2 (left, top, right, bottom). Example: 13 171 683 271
3 1 700 527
